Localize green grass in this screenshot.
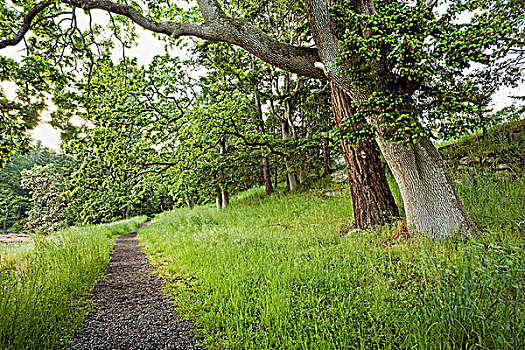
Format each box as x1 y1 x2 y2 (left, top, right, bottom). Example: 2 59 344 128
139 171 525 349
0 216 146 350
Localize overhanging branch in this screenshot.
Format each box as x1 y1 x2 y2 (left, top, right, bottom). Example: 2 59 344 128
0 1 55 49
2 0 326 80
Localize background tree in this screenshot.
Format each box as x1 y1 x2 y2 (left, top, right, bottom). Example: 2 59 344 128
0 142 69 231
20 164 68 234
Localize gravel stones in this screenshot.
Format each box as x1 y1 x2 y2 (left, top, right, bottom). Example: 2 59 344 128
70 228 205 350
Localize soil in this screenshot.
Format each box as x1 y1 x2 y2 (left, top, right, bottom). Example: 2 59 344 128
70 223 205 350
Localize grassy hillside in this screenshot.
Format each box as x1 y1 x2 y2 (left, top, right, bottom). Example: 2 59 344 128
139 122 525 350
440 120 525 176
0 216 146 350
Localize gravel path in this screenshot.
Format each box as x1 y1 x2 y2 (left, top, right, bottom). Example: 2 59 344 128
70 223 205 350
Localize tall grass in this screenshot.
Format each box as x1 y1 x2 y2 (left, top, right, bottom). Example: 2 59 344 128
140 174 525 349
0 216 145 350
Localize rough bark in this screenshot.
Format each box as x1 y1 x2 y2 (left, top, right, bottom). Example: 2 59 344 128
4 0 477 238
330 82 399 228
375 136 475 238
307 0 474 237
0 0 326 80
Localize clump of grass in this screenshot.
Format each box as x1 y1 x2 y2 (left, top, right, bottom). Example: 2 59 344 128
0 216 145 350
458 172 525 230
140 171 525 349
405 241 525 349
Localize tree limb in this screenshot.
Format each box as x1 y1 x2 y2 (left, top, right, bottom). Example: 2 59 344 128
0 1 55 49
1 0 326 80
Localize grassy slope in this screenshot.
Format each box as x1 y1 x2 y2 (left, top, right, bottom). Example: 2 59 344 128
140 124 525 350
439 120 525 169
0 216 146 350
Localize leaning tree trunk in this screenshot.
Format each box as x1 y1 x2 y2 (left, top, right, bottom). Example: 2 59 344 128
375 135 475 238
330 82 399 229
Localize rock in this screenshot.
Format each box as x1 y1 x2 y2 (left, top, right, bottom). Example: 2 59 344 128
457 165 472 172
331 169 348 183
459 156 481 166
344 228 367 238
323 189 344 197
482 156 496 167
496 163 513 171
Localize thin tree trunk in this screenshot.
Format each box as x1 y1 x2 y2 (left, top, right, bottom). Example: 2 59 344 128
281 119 299 191
253 89 273 196
261 148 273 196
273 165 278 189
322 136 332 176
221 189 229 209
330 82 399 229
185 194 194 209
215 187 222 211
3 210 7 234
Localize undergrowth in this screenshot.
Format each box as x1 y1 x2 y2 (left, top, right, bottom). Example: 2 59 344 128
0 216 146 350
140 170 525 349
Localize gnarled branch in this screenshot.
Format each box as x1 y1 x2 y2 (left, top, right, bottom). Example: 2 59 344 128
2 0 326 79
0 1 55 49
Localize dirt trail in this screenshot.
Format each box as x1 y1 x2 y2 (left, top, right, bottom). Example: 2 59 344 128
70 223 204 350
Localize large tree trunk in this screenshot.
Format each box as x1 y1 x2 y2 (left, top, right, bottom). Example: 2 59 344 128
305 0 473 237
375 136 475 238
330 82 399 229
260 148 273 195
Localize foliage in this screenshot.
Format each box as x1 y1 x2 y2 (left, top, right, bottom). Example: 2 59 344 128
0 56 50 168
60 59 181 223
20 164 69 234
0 215 146 350
331 0 525 142
0 186 25 233
0 143 72 232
